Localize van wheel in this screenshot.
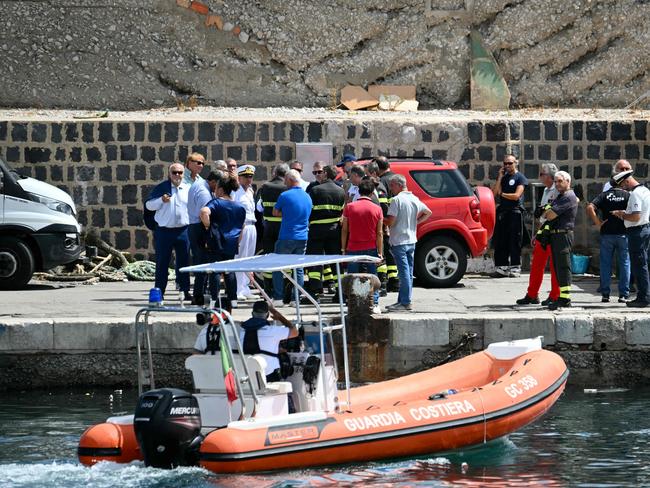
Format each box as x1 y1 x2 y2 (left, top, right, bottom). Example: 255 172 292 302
415 236 467 288
0 237 35 289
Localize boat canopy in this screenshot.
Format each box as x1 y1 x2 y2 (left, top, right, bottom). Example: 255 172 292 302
180 253 380 274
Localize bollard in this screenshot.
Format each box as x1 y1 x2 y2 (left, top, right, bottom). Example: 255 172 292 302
341 273 381 320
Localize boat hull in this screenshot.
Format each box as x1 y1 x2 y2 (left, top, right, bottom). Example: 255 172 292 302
200 349 568 473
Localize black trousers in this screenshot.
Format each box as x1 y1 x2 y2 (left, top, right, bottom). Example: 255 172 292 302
262 222 280 293
306 227 341 294
550 231 573 300
493 208 523 267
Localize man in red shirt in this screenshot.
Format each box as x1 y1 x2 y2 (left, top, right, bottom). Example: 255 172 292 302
341 179 383 313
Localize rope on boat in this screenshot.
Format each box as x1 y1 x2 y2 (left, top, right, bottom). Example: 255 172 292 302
435 332 477 366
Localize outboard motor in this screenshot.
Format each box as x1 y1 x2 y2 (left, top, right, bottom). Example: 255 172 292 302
133 388 202 468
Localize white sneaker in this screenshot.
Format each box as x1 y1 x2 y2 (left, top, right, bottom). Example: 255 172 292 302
237 294 251 301
231 300 238 309
271 299 284 307
371 305 381 314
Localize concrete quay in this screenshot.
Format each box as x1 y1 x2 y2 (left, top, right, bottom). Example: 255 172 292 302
1 273 649 390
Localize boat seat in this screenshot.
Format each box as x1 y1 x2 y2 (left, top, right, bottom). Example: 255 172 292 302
185 354 292 396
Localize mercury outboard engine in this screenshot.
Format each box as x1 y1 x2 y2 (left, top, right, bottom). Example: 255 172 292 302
133 388 202 468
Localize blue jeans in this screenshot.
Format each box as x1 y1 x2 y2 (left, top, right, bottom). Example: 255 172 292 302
390 243 416 305
272 239 307 300
346 249 379 305
153 226 190 295
599 233 630 297
627 225 650 302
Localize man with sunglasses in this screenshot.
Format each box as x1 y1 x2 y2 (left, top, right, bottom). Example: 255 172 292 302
183 152 206 185
290 161 309 191
491 155 528 277
145 162 191 300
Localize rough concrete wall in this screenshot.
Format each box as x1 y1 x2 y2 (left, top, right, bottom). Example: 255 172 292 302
1 0 648 110
0 110 648 258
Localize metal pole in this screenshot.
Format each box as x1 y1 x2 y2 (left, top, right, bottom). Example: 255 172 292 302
336 262 352 411
293 268 302 324
135 309 145 395
144 311 155 391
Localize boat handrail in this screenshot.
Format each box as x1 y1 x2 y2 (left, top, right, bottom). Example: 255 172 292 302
134 304 260 420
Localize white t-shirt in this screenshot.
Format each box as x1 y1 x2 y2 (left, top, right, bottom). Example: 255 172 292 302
348 184 359 202
193 323 290 376
624 185 650 228
387 191 428 246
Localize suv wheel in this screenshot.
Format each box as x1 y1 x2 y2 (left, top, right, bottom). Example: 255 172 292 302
0 237 35 289
415 236 467 288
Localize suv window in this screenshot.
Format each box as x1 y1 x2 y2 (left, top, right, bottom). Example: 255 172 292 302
411 169 473 198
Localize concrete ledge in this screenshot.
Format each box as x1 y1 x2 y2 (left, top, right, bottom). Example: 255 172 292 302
391 316 449 347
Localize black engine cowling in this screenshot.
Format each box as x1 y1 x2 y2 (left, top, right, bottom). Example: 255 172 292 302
133 388 202 468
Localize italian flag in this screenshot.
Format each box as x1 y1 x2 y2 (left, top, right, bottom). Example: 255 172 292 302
220 332 238 404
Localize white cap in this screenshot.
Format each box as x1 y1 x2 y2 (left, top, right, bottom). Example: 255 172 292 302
237 164 255 176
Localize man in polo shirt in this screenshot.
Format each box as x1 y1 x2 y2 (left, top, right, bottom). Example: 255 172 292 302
384 174 432 312
341 179 383 314
543 171 578 310
183 152 206 185
611 169 650 307
271 169 312 306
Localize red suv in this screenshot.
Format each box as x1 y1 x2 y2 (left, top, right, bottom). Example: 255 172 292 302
357 159 495 287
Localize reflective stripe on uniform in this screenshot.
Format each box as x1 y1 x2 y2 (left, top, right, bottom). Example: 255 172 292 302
559 286 571 299
377 264 388 274
387 264 398 279
308 271 322 280
310 217 341 225
262 201 276 207
312 204 344 211
264 216 282 222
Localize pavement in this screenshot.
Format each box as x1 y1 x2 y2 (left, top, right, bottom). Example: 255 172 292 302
1 272 640 324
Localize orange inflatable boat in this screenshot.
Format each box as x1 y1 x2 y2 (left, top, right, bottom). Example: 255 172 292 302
78 255 568 473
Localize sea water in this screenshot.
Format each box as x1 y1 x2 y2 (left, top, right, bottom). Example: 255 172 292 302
1 387 649 487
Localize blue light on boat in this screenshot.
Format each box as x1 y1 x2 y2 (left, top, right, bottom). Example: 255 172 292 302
148 287 163 306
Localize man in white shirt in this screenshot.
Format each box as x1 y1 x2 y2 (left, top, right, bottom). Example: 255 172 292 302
290 161 310 190
603 159 632 192
233 164 258 300
611 169 650 307
346 165 366 203
145 163 191 299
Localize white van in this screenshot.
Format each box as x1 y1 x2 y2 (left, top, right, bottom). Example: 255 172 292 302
0 158 82 289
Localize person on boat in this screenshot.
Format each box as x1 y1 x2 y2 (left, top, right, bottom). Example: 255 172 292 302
232 164 257 302
200 175 246 310
542 170 578 310
384 174 432 312
271 169 312 306
341 178 383 314
144 162 191 300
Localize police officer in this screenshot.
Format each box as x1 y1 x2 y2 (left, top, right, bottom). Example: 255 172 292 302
256 163 290 293
491 155 528 277
543 170 578 310
305 165 345 299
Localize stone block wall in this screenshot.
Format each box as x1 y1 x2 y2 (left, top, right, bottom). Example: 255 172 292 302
0 112 648 258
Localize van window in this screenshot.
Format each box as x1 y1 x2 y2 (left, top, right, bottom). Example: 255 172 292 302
410 169 473 198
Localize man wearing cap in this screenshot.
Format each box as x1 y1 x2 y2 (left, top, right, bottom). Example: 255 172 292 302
233 164 258 301
194 301 298 382
183 152 206 185
145 162 191 300
290 161 309 191
603 160 633 192
542 170 578 310
611 169 650 307
335 153 356 188
587 171 630 303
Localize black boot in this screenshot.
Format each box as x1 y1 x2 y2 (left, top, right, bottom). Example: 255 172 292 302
548 298 571 310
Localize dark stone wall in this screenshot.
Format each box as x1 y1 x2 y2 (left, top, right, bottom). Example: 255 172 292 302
1 116 648 258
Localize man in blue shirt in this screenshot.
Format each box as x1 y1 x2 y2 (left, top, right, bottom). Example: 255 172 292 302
188 171 222 305
491 154 528 277
271 169 312 305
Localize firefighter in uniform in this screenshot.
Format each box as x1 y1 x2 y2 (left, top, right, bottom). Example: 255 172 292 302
365 161 390 295
375 156 399 291
306 165 345 299
542 170 578 310
256 163 290 294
